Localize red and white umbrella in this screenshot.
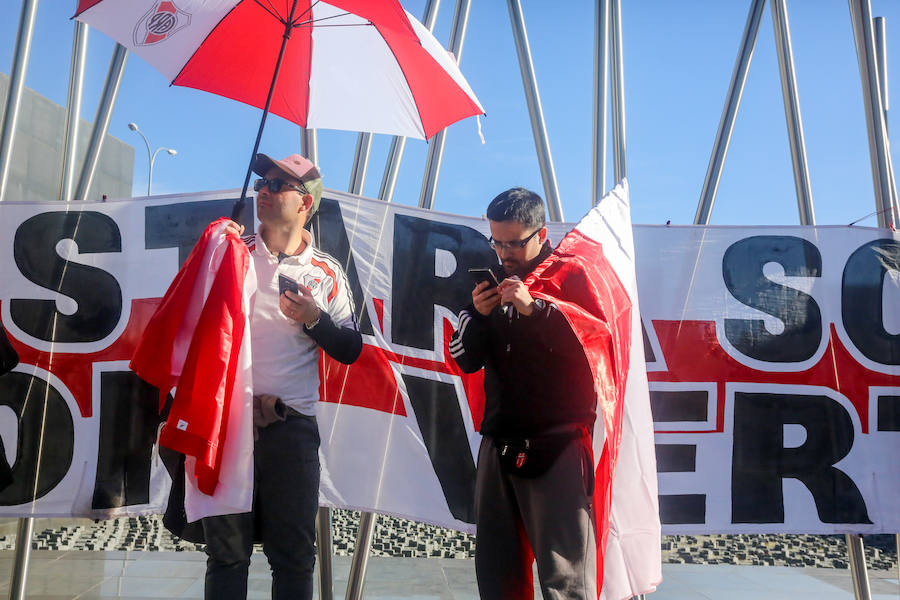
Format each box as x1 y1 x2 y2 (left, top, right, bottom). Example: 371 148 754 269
74 0 484 141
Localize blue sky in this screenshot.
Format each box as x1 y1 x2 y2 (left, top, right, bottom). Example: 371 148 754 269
2 0 899 226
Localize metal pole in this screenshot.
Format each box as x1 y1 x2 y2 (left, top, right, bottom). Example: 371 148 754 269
348 133 372 196
379 0 441 203
300 126 318 165
770 0 815 225
506 0 564 221
344 512 377 600
872 17 899 220
341 127 375 600
306 120 328 600
0 0 39 203
609 0 627 184
419 0 472 210
896 534 899 587
695 0 766 225
592 0 610 205
344 7 446 596
128 125 153 195
8 517 34 600
874 17 889 126
378 137 406 202
59 20 88 202
846 534 873 600
316 508 333 600
73 43 128 201
848 0 897 228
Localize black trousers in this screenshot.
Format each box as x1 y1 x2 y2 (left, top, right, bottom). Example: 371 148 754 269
202 413 320 600
474 435 597 600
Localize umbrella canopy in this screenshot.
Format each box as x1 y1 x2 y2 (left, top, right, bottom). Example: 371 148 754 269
73 0 484 140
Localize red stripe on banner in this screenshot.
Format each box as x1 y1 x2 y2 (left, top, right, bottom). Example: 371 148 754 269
1 298 162 419
648 320 900 435
372 297 385 333
173 1 313 126
318 318 486 427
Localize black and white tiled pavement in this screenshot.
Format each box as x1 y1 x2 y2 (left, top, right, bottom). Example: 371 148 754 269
0 512 896 570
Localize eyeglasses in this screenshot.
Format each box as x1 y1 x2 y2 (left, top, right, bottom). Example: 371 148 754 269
253 177 309 195
489 228 542 251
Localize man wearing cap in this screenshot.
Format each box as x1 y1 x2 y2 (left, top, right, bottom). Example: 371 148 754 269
205 153 362 600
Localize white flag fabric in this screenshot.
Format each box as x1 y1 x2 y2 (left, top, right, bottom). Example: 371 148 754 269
590 181 662 599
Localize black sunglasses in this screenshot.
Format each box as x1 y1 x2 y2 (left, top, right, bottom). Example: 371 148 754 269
489 228 541 251
253 177 309 195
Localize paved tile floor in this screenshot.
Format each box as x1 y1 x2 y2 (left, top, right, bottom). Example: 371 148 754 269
0 550 895 599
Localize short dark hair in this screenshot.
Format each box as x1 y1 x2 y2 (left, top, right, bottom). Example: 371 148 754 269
485 187 546 229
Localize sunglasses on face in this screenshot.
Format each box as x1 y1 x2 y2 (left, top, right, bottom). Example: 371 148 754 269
489 228 541 251
253 177 308 195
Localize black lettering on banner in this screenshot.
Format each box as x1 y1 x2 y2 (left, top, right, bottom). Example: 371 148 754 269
657 444 707 523
722 236 822 362
877 395 900 431
392 215 495 350
650 390 708 422
11 212 122 343
655 444 697 472
145 199 252 266
651 390 708 523
658 494 706 525
642 321 656 363
0 372 74 504
307 198 373 335
841 239 900 366
92 371 167 510
732 391 871 524
402 374 476 523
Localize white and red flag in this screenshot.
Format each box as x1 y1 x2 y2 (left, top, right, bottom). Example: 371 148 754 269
526 181 661 599
130 218 256 523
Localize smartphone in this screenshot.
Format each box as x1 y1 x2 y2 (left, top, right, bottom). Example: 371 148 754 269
278 274 299 296
467 267 499 289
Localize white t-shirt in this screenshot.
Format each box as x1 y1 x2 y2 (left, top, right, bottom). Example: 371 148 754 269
242 229 357 415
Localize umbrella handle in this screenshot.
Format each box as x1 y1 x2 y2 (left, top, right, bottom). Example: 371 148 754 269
229 0 299 226
231 198 246 222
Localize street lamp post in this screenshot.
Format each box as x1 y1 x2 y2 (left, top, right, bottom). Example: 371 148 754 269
127 122 176 196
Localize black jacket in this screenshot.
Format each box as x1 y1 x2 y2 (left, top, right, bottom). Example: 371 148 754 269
449 243 596 437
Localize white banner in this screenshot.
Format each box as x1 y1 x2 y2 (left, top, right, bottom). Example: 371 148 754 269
0 192 897 535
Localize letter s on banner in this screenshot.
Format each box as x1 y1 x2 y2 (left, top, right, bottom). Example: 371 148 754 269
11 212 122 344
722 236 822 363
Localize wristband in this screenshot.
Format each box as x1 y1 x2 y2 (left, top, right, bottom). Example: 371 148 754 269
304 309 322 330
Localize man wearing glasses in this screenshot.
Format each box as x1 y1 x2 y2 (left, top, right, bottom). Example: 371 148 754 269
208 153 362 600
450 188 598 598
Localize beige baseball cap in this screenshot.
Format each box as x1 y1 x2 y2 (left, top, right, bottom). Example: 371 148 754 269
252 153 323 214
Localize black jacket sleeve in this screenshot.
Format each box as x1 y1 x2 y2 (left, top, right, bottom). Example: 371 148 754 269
304 311 363 365
448 306 490 373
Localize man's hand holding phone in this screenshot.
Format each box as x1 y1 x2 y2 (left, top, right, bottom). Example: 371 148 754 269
279 276 321 326
498 278 537 316
472 280 501 316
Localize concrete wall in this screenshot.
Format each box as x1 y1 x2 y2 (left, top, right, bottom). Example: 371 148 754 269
0 72 134 203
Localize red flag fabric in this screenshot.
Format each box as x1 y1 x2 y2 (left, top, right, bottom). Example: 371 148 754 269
130 218 256 520
525 181 661 598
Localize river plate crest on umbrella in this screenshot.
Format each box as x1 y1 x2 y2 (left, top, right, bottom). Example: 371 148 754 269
73 0 484 140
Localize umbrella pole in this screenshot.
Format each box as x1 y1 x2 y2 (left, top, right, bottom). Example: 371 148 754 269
231 0 301 222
